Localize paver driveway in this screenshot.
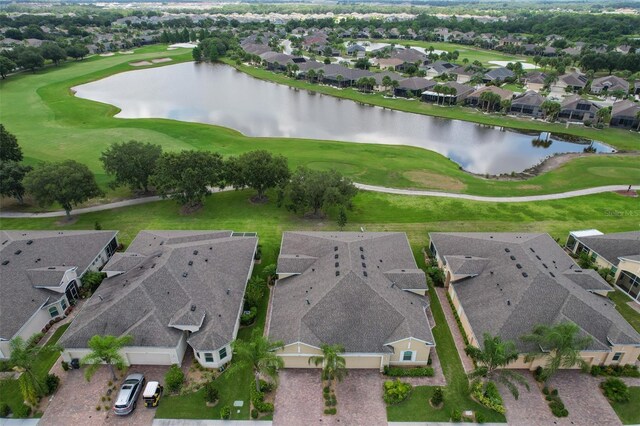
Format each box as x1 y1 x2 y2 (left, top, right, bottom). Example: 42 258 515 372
274 369 386 426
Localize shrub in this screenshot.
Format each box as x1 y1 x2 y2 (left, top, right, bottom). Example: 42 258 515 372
323 386 331 394
450 408 462 422
591 364 640 378
533 366 544 382
0 403 11 418
549 400 568 417
12 404 30 418
542 386 549 395
79 271 106 297
220 405 231 419
259 379 275 393
324 408 337 415
45 374 60 395
475 411 485 423
61 360 70 371
470 381 505 414
431 387 444 406
383 379 412 405
204 382 219 403
165 364 185 394
96 406 101 411
0 360 11 372
250 380 275 413
244 276 266 308
240 307 258 326
251 408 259 419
384 366 435 377
601 378 630 403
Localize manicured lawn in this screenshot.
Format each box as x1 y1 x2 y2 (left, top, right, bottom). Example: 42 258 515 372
0 46 638 207
609 290 640 334
609 387 640 425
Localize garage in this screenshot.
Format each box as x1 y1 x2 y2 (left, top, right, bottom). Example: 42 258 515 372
344 355 383 369
281 355 319 369
126 351 173 365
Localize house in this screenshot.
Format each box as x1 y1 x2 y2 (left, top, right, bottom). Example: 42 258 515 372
371 70 404 91
372 57 404 71
391 48 428 70
558 95 600 122
268 232 435 370
616 45 632 55
466 86 514 107
422 81 474 105
483 67 515 84
346 44 365 56
634 81 640 96
509 91 545 118
450 66 475 84
566 230 640 303
425 61 456 79
610 100 640 128
0 230 119 359
321 65 373 87
429 232 640 369
60 231 257 368
591 76 630 95
395 77 436 97
562 46 582 56
554 72 589 93
259 52 295 71
524 71 547 92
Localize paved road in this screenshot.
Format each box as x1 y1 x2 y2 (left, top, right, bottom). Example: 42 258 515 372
0 185 637 219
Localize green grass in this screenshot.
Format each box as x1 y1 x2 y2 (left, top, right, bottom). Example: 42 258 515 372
609 290 640 334
0 324 69 417
609 387 640 425
0 45 638 207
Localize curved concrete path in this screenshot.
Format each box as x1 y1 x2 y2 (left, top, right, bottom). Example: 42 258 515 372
0 185 637 219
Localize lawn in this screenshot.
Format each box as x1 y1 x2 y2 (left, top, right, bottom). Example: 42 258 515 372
0 45 638 209
609 387 640 425
609 290 640 334
0 324 69 417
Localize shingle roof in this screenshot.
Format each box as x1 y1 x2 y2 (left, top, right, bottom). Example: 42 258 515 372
511 91 545 107
575 231 640 266
269 232 434 353
429 232 640 353
468 86 514 101
484 67 515 81
0 230 118 340
559 72 588 88
60 231 257 352
592 76 630 92
398 77 436 91
612 100 640 118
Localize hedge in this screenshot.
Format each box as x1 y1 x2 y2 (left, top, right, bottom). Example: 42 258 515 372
383 366 434 377
591 364 640 378
471 381 506 414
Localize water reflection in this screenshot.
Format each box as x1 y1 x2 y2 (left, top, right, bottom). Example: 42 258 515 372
73 62 613 175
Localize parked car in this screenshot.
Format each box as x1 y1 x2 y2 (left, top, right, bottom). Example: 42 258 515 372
113 373 145 415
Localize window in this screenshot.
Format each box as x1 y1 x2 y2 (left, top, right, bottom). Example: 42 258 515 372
612 352 624 362
48 306 59 317
204 353 214 363
61 299 67 310
402 351 414 362
219 347 228 360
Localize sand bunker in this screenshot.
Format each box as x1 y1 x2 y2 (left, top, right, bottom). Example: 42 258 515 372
489 60 537 69
99 53 115 57
169 43 197 49
120 50 135 55
130 61 152 67
152 58 172 63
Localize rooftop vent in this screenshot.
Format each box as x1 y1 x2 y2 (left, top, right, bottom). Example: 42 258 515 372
335 254 339 259
505 248 511 253
575 269 582 273
14 250 22 255
204 259 208 262
159 241 164 245
530 248 535 252
536 255 541 260
151 263 156 268
550 272 555 277
26 240 33 245
361 254 365 260
182 272 188 278
465 256 472 259
193 250 198 255
522 272 528 278
363 271 368 277
359 247 364 252
362 262 366 268
542 263 548 269
334 246 338 251
48 266 56 270
510 255 516 260
507 300 511 306
306 299 310 305
335 262 339 267
335 271 340 276
226 289 230 295
516 264 522 269
188 261 193 266
209 247 213 250
1 260 9 266
190 304 196 311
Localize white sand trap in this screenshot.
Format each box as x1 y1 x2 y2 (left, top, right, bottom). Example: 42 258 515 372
99 53 115 57
130 61 152 67
489 60 537 69
169 43 197 49
151 58 172 64
167 47 177 50
120 50 135 55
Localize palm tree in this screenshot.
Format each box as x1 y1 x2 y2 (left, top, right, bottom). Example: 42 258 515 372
309 343 348 387
336 74 344 87
391 80 399 96
596 106 612 126
382 75 392 95
9 334 62 406
541 100 561 122
447 86 457 105
307 69 316 83
82 334 133 381
433 84 443 104
231 331 284 392
465 334 529 399
316 69 325 83
520 322 592 383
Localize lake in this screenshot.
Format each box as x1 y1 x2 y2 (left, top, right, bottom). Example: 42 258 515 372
73 62 613 175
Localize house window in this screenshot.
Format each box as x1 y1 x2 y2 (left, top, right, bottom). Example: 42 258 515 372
612 352 624 362
219 347 228 360
204 353 214 363
591 252 597 261
61 299 67 310
48 306 59 318
402 351 415 362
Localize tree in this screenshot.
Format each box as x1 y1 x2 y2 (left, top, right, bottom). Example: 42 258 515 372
100 140 162 192
0 56 16 78
231 331 284 392
0 124 22 162
9 334 62 406
280 167 357 218
17 48 44 73
0 160 31 203
382 75 392 95
596 106 612 126
192 46 202 61
540 100 561 121
150 151 225 209
465 334 529 399
337 207 347 230
24 160 103 218
500 99 512 113
520 322 592 382
82 335 134 381
66 45 89 61
308 343 348 387
226 150 289 202
40 42 67 66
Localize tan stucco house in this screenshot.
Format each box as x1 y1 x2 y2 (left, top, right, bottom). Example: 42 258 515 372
429 232 640 370
0 230 119 359
60 231 257 368
267 232 435 371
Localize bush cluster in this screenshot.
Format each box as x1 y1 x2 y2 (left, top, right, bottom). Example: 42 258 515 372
591 364 640 378
12 404 31 419
204 382 219 404
470 381 506 414
0 403 11 418
250 380 275 413
430 387 444 406
543 386 568 417
244 276 267 309
79 271 106 298
220 405 231 420
164 364 185 394
600 377 630 403
447 293 470 346
450 408 462 422
45 374 60 395
383 366 434 377
475 411 485 423
240 307 258 326
324 408 337 415
383 379 412 405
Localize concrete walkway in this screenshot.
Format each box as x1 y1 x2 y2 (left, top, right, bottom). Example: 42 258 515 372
153 421 271 426
1 185 637 219
434 287 475 374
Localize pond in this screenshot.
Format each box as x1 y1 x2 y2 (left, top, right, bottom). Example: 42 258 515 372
73 62 613 175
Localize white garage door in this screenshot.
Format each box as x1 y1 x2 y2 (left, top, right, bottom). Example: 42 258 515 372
344 356 382 369
126 351 173 366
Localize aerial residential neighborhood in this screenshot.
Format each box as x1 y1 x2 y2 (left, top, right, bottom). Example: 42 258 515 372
0 0 639 425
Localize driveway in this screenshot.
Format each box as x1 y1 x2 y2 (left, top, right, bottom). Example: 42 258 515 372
273 369 386 426
501 370 621 426
39 364 169 426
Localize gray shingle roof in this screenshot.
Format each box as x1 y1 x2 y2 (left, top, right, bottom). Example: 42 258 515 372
60 231 257 352
269 232 434 353
398 77 436 91
575 231 640 266
0 230 118 340
429 232 640 353
484 67 515 81
511 91 545 107
612 100 640 118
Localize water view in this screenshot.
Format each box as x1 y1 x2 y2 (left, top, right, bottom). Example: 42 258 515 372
73 62 613 175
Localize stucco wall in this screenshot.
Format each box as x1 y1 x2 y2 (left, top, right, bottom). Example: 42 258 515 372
448 285 479 347
388 338 432 366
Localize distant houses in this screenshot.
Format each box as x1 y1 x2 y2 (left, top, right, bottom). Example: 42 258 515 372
509 91 546 118
611 100 640 129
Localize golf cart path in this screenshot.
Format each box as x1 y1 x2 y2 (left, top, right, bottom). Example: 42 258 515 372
0 185 637 219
